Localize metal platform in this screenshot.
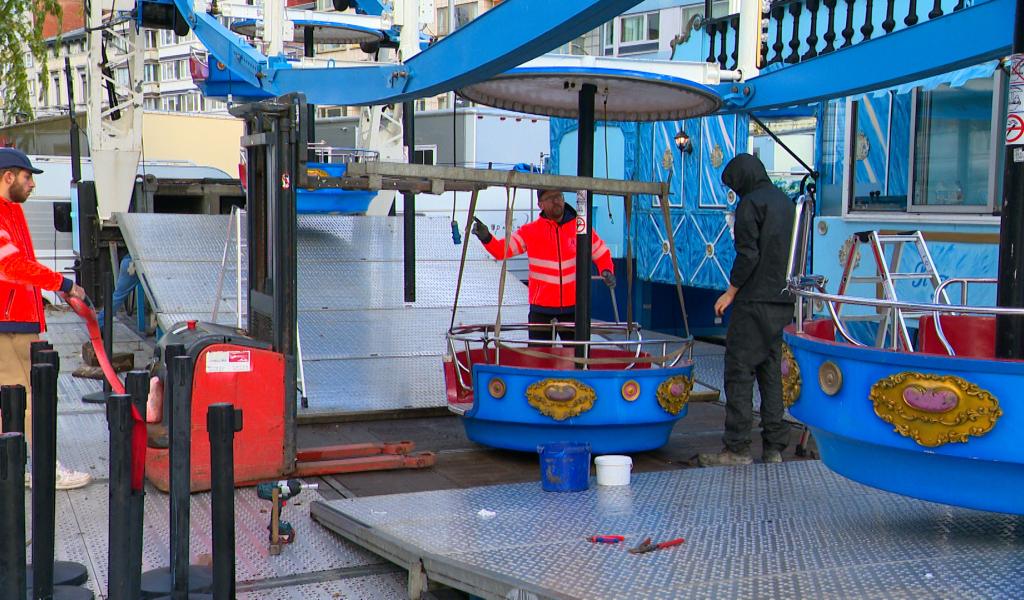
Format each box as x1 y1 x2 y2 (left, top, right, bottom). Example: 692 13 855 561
119 213 530 418
311 460 1024 600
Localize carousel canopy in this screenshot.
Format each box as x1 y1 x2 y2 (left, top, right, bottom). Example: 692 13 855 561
458 55 723 121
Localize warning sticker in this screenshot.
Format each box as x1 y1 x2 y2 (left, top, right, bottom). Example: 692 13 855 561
1009 54 1024 146
1008 114 1024 146
576 216 587 234
206 350 252 373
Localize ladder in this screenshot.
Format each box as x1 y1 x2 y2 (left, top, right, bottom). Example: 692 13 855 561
835 231 950 351
212 207 308 405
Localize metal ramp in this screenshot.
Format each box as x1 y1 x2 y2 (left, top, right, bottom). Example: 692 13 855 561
310 460 1024 600
119 213 530 419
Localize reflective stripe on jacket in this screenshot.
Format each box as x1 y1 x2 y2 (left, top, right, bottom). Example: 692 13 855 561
0 197 64 332
482 207 613 309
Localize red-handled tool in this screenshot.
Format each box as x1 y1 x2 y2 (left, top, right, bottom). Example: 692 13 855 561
67 296 147 491
586 535 626 544
628 536 685 554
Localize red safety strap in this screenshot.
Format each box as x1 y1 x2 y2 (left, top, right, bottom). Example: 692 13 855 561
68 297 147 491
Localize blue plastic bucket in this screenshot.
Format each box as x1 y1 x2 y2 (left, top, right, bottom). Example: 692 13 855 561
537 442 591 492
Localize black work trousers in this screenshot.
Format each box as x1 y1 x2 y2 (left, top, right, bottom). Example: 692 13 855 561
527 308 576 342
723 301 794 454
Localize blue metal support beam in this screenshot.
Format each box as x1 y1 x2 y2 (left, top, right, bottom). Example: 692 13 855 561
170 0 645 106
722 0 1013 112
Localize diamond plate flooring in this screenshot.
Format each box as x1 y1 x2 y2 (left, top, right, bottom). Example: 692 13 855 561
121 213 530 417
312 460 1024 600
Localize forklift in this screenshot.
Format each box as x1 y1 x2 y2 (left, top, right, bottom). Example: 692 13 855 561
145 94 434 491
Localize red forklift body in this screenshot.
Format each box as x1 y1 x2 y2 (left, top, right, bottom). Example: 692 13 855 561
146 323 290 492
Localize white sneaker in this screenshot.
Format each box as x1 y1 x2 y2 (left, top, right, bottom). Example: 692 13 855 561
54 463 92 490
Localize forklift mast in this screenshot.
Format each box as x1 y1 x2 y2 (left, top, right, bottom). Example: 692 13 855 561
230 93 308 460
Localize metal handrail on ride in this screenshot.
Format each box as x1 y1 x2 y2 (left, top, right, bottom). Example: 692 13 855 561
930 278 998 356
786 194 1022 352
446 322 692 392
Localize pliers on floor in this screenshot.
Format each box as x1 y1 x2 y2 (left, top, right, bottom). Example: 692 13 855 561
628 536 685 554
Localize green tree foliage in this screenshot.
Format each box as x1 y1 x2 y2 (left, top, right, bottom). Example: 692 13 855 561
0 0 63 125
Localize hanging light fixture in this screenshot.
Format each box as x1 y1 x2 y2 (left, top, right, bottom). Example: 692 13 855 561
674 130 693 155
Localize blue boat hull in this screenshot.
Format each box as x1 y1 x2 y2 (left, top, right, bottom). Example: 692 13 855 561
461 361 693 453
785 322 1023 514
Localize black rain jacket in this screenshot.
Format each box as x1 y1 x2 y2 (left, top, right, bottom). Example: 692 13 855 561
722 153 795 305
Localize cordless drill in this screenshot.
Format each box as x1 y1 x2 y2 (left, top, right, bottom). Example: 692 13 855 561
256 479 318 555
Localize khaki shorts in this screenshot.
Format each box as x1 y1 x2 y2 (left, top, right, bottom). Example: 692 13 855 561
0 332 37 443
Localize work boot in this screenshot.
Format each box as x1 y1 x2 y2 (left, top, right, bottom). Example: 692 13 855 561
698 449 753 467
762 449 783 464
25 462 92 490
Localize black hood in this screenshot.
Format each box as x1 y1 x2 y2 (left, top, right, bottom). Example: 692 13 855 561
721 153 772 197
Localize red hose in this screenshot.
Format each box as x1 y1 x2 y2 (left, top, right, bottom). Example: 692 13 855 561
68 297 147 491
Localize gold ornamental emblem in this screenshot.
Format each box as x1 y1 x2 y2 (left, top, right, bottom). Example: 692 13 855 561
710 144 724 168
488 377 507 399
818 361 842 396
526 378 596 421
661 148 674 170
869 372 1002 447
621 380 641 402
781 343 802 407
656 375 693 415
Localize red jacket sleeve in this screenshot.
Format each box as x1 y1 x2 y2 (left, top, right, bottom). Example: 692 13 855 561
0 228 65 292
591 231 614 274
482 228 528 260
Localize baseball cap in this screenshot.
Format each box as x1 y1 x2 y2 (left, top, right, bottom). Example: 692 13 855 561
0 148 43 174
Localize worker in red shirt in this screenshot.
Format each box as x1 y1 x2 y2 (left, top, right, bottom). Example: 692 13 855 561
0 148 91 489
472 188 615 341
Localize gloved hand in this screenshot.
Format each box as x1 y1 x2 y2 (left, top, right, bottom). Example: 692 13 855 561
472 218 492 243
601 270 616 288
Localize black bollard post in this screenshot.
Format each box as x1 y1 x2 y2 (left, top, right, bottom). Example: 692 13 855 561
31 361 59 598
207 404 242 600
125 370 150 598
106 393 133 600
0 432 28 599
30 340 53 366
140 354 212 599
1 384 27 435
30 356 93 599
170 355 193 597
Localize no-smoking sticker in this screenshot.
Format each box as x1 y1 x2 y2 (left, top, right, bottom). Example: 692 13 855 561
1008 114 1024 146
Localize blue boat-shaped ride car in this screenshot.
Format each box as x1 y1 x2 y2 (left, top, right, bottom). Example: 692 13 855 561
782 198 1020 514
444 323 695 453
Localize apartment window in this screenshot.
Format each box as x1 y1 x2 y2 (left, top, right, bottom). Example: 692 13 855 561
161 59 188 81
78 68 88 103
51 75 61 106
161 30 175 46
144 97 159 110
454 3 477 29
620 12 659 44
435 8 450 35
115 67 130 87
145 30 158 49
144 63 159 83
28 80 36 100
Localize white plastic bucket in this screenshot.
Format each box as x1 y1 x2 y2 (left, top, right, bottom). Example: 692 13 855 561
594 455 632 486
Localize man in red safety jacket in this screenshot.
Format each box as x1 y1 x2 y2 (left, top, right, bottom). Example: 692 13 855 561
0 148 91 490
472 188 615 341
